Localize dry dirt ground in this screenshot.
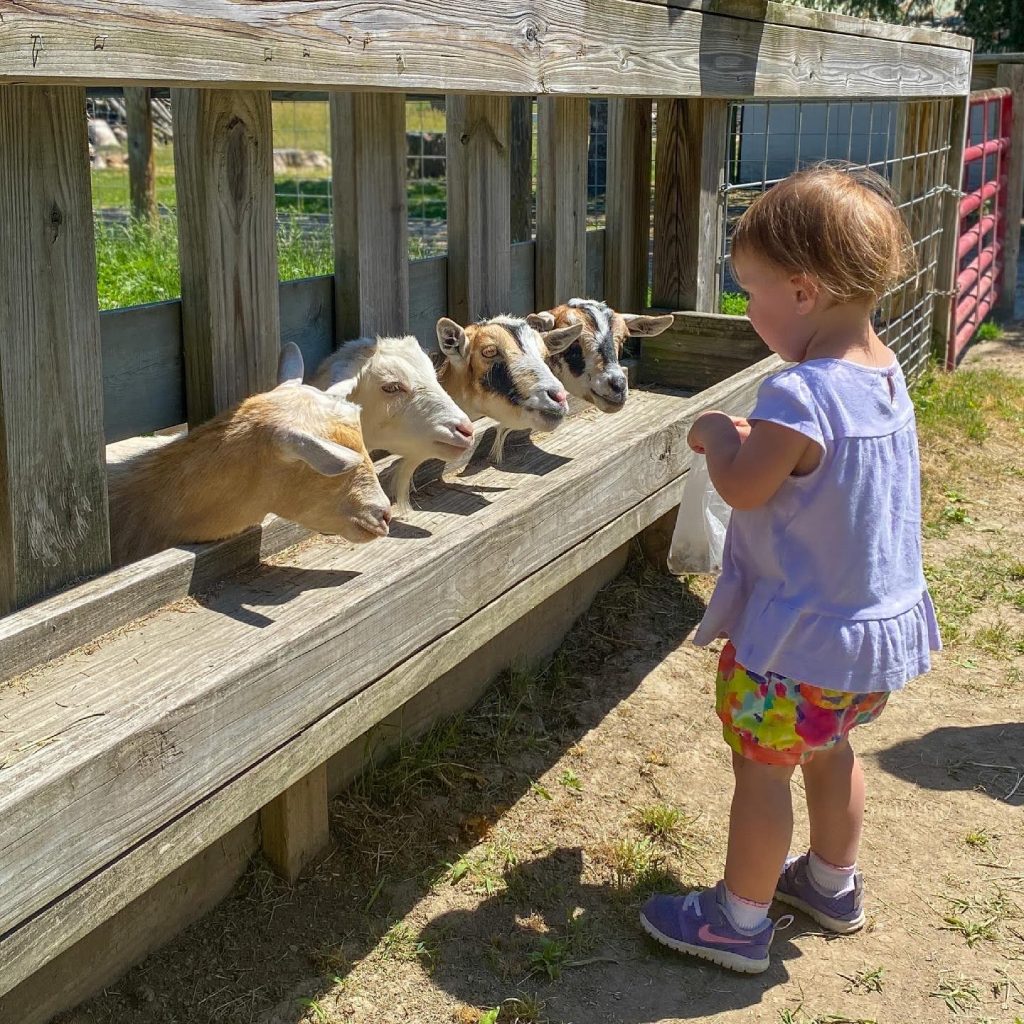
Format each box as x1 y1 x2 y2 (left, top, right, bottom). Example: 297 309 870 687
65 330 1024 1024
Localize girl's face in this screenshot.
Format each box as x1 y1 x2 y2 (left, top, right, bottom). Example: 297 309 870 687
731 251 819 362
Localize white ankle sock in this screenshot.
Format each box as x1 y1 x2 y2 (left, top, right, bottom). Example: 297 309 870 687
724 885 770 931
808 851 857 897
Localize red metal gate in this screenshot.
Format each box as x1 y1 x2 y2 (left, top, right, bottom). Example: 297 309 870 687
948 87 1014 368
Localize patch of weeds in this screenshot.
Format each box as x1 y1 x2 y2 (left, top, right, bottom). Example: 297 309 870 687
778 1010 879 1024
375 922 437 969
939 888 1020 947
976 320 1004 342
557 768 582 792
840 966 884 994
939 489 973 529
496 994 547 1024
524 908 597 981
964 829 992 851
719 291 749 316
446 841 517 897
638 803 685 842
930 974 981 1014
527 936 569 981
529 780 553 801
599 836 670 896
973 619 1024 659
298 997 329 1022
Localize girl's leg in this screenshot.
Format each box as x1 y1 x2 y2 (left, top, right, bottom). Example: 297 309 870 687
801 737 864 867
724 751 796 904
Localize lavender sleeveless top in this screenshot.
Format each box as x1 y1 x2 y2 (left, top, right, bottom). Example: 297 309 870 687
693 358 941 693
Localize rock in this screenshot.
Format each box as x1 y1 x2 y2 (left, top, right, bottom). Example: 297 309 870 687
88 117 119 149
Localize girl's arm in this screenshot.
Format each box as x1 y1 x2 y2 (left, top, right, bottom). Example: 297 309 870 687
687 411 817 510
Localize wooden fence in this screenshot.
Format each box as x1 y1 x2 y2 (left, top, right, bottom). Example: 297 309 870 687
0 3 972 1019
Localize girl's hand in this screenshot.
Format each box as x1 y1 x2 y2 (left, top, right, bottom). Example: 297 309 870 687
688 412 751 454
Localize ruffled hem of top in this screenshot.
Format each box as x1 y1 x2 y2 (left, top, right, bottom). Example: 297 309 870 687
693 587 942 694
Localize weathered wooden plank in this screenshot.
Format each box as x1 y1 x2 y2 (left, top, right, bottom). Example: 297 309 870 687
535 97 588 309
604 98 653 312
172 88 280 425
995 65 1024 318
510 97 534 244
0 357 779 994
259 765 330 883
0 358 779 959
640 310 770 389
331 92 408 339
0 85 110 615
446 95 512 322
652 99 729 314
124 86 155 221
0 3 971 97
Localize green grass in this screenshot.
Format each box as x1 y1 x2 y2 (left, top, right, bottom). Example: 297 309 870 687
719 291 749 316
976 320 1004 342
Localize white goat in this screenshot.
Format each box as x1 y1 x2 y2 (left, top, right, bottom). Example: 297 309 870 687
106 344 391 566
311 335 475 511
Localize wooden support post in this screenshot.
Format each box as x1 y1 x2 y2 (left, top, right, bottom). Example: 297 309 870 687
605 98 653 313
330 92 409 340
260 765 331 883
446 95 511 322
510 97 534 244
652 98 729 314
125 86 156 222
996 65 1024 318
932 95 969 365
535 96 588 309
172 88 280 426
0 85 110 614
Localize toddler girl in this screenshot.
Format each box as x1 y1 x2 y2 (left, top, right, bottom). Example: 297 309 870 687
640 164 941 973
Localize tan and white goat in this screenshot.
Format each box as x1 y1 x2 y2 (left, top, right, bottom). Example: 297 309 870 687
435 314 583 464
106 343 391 566
311 335 474 511
528 299 673 413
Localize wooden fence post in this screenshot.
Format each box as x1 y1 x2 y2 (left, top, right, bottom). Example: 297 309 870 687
446 95 511 322
604 98 653 313
996 64 1024 318
652 98 729 314
0 85 110 614
932 95 969 365
510 97 534 245
330 92 409 340
535 97 589 310
125 86 156 222
172 88 281 425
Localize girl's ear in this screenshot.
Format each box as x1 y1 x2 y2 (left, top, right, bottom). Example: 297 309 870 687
791 273 821 315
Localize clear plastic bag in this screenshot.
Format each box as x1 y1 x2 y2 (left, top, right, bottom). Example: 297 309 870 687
666 456 731 575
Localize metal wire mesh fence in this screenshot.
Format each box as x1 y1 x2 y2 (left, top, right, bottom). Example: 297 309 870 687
718 98 956 381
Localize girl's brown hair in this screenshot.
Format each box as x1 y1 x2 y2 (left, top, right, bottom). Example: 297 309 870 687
730 163 915 307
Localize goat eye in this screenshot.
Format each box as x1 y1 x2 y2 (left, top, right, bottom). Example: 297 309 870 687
382 382 404 394
481 345 498 359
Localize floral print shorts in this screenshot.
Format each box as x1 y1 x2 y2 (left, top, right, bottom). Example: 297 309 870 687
715 642 889 766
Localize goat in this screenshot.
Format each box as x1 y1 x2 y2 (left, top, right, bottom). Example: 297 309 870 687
106 343 391 566
310 335 474 511
527 299 673 412
434 314 583 465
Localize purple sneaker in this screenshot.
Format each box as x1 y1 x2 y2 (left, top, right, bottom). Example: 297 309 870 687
640 881 784 973
775 853 865 933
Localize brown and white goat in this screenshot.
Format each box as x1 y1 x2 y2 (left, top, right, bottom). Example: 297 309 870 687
106 344 391 566
310 335 474 511
527 299 673 413
435 314 583 464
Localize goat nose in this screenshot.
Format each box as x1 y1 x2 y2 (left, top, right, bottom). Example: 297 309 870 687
547 387 568 406
455 419 474 439
609 375 627 394
380 507 393 527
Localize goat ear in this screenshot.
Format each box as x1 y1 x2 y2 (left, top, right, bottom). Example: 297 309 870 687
277 430 364 476
526 311 557 332
623 313 674 338
277 342 305 387
541 322 583 355
436 318 468 362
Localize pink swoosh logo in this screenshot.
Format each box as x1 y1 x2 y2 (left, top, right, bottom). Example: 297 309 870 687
697 924 754 946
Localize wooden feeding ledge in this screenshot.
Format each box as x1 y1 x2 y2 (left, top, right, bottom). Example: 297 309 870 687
0 2 970 1019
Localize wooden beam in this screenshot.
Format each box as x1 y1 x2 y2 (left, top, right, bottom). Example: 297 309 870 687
0 3 972 97
932 95 969 366
0 356 779 995
259 765 330 883
0 85 110 615
172 88 280 426
535 96 588 309
652 98 729 314
604 98 653 312
446 95 512 322
996 64 1024 318
331 92 408 340
510 97 534 245
125 86 155 222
